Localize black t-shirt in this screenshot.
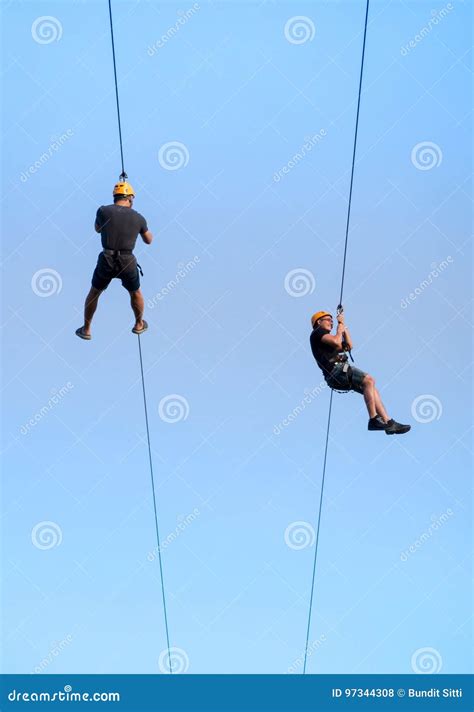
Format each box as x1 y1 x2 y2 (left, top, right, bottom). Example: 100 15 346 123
96 204 148 251
310 326 339 376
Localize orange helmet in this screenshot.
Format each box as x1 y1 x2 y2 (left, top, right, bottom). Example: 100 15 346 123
113 181 135 198
311 311 332 328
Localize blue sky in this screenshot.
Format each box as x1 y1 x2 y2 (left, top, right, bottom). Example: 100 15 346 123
1 0 472 676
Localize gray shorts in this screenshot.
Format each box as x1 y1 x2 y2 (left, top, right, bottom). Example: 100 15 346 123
326 362 367 394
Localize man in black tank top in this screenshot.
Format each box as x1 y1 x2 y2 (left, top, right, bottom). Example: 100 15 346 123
75 179 153 340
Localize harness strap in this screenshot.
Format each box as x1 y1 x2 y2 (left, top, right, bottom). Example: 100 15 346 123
103 248 133 256
324 361 353 395
329 353 348 366
102 249 143 277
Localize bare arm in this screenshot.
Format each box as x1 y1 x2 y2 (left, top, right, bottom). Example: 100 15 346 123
342 325 353 350
321 321 346 350
140 229 153 245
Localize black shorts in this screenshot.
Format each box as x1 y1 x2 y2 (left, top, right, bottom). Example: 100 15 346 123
91 252 140 293
325 363 367 394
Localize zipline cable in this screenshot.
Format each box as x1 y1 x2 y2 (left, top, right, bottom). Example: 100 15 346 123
338 0 371 308
107 0 172 673
107 0 126 177
303 0 371 674
303 390 333 674
137 336 173 673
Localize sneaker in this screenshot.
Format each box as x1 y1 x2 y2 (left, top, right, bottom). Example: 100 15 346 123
368 416 388 431
385 419 411 435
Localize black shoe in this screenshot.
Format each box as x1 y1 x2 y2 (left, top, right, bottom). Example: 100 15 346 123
368 416 387 431
385 418 411 435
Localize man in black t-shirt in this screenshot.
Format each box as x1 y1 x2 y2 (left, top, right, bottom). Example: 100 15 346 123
76 180 153 340
310 310 410 435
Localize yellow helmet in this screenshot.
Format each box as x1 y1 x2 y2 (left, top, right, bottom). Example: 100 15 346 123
113 181 135 198
311 311 332 328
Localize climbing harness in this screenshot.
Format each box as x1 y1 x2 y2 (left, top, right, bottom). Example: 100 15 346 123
327 361 354 396
107 0 172 673
303 0 371 674
103 248 132 256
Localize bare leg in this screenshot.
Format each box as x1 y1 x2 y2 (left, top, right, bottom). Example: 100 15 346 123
362 375 377 419
82 287 102 336
130 289 145 330
374 386 389 423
